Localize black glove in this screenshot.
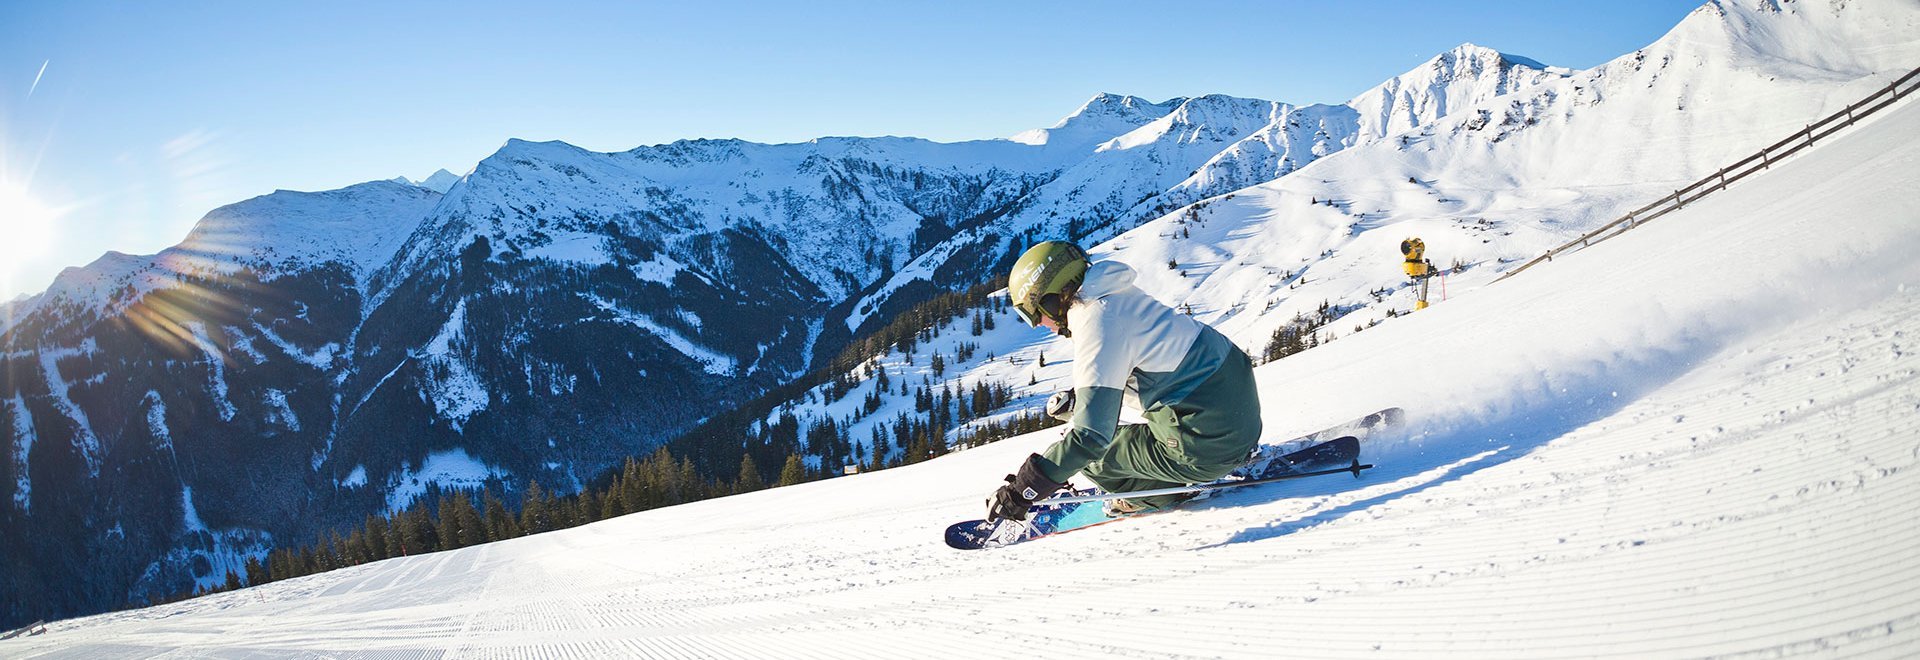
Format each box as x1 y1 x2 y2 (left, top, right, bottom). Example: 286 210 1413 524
987 454 1068 522
1045 389 1076 423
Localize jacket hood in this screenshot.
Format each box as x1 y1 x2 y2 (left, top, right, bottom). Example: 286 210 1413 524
1079 259 1137 300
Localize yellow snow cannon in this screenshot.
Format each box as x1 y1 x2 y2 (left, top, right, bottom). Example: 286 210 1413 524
1401 237 1432 310
1400 237 1429 278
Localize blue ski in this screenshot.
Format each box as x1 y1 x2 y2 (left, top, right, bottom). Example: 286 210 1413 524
945 407 1402 550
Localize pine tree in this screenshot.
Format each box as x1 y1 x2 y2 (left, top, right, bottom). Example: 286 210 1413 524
270 550 292 582
619 458 645 513
385 513 409 557
436 495 461 551
600 485 625 519
243 556 268 587
776 454 807 487
364 514 390 562
577 489 602 526
521 481 552 535
678 456 702 504
736 453 765 492
323 531 346 572
451 493 485 548
343 528 370 565
482 491 515 541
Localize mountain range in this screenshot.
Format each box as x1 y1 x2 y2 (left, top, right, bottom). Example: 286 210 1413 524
2 0 1915 629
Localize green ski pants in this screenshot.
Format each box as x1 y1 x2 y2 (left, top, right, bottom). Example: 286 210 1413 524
1080 348 1262 509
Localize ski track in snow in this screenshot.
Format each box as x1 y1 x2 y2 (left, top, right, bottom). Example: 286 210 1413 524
11 90 1920 658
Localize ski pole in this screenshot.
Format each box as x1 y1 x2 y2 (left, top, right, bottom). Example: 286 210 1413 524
1036 460 1373 505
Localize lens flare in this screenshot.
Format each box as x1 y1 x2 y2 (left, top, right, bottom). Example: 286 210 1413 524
0 180 61 265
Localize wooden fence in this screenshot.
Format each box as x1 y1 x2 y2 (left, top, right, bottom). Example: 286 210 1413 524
1494 66 1920 283
0 619 46 639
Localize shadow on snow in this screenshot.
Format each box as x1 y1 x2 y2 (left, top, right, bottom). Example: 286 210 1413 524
1190 343 1716 550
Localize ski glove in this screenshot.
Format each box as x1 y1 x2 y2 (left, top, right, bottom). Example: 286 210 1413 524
988 453 1068 523
1045 389 1076 423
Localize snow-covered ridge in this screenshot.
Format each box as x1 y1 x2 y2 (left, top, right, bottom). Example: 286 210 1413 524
375 45 1559 325
8 181 443 323
393 169 462 194
1347 43 1570 143
0 294 37 337
178 180 444 287
1010 93 1184 150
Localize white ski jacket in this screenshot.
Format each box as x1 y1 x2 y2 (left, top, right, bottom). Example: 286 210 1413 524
1039 259 1243 481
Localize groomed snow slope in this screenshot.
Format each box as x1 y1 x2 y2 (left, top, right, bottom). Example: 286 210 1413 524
12 89 1920 660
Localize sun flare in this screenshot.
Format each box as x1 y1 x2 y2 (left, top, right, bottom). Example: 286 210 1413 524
0 180 61 264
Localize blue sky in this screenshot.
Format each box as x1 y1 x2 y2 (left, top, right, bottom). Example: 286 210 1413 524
0 1 1702 299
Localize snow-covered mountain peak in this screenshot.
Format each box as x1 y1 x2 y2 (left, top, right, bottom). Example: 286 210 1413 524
1103 94 1288 151
1009 93 1183 149
394 169 462 194
176 180 442 285
6 179 443 322
1443 42 1548 71
38 251 149 305
493 137 598 163
0 293 35 337
1347 42 1568 142
1663 0 1920 76
1071 92 1184 121
1312 0 1920 192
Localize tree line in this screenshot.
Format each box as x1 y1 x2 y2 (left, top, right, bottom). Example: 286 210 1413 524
161 444 818 602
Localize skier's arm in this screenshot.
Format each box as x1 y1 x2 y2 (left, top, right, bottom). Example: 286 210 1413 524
1037 385 1123 482
1035 297 1133 483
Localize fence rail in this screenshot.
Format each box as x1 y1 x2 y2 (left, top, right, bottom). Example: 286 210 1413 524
0 619 46 640
1495 66 1920 283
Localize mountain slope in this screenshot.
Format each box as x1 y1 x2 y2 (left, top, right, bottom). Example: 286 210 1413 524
14 71 1917 658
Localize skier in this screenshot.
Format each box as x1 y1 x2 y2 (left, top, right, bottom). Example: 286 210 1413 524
987 240 1262 522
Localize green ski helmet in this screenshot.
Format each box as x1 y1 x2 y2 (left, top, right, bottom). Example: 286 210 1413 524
1008 240 1088 332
